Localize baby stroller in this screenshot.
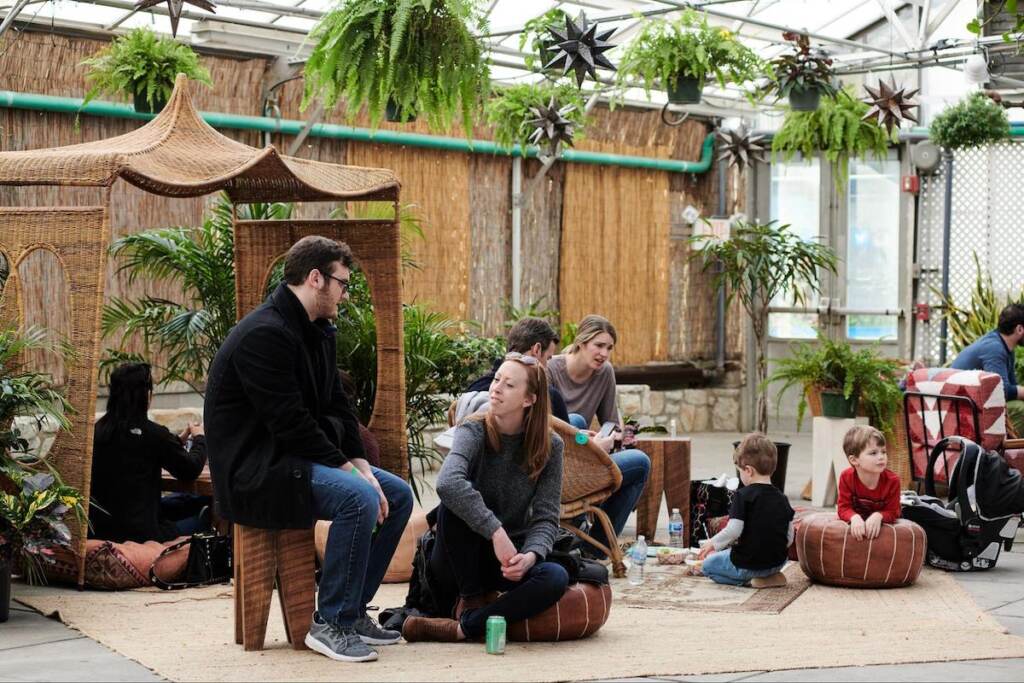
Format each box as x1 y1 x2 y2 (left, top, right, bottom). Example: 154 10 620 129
901 436 1024 572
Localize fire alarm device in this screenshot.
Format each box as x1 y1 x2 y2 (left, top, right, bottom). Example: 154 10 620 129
915 303 930 321
902 175 920 194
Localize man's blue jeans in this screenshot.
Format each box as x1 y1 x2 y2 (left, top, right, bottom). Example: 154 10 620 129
567 413 651 556
310 464 413 629
702 549 785 586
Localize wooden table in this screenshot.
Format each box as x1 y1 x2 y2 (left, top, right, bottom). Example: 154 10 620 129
162 466 214 497
633 436 691 546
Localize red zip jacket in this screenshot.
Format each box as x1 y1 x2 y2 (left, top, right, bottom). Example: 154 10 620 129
837 467 901 523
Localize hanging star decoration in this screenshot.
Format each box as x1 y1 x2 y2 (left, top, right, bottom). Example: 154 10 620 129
716 124 768 171
862 76 919 135
134 0 216 38
528 97 578 162
544 11 617 89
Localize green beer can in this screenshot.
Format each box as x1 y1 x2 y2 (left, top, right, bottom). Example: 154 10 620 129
485 615 506 654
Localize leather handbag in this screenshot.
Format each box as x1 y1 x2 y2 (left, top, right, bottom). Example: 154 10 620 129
150 531 232 590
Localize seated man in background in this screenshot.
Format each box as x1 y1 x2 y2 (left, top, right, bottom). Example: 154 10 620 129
951 303 1024 436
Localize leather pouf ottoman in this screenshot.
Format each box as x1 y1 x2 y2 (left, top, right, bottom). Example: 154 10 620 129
506 582 612 642
796 513 926 588
315 505 430 583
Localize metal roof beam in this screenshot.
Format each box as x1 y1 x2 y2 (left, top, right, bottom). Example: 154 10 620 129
0 0 34 39
872 0 918 48
86 0 310 33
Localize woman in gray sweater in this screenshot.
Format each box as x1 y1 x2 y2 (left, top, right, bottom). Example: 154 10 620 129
403 353 568 642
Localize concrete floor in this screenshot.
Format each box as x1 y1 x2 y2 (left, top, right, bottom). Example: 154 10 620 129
4 429 1024 682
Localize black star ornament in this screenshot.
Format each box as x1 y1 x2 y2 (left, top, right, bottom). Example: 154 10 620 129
135 0 217 37
716 124 767 170
862 76 919 135
528 97 577 162
544 11 617 88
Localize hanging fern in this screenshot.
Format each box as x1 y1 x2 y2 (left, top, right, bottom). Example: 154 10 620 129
303 0 490 135
772 87 893 191
485 83 588 152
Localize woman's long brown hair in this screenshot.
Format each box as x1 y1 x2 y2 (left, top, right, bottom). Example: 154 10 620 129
472 359 552 481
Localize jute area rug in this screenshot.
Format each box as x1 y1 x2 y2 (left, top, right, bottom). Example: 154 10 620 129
14 568 1024 682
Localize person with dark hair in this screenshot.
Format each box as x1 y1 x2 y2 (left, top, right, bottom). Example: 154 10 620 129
89 363 209 543
465 316 569 422
402 354 567 642
951 303 1024 435
205 235 413 663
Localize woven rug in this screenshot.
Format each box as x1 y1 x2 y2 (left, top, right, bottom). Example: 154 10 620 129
14 568 1024 682
613 562 809 614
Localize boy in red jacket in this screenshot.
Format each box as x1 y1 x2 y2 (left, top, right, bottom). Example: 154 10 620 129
838 425 901 541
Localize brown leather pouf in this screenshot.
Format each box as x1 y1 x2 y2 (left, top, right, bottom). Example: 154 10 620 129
796 513 926 588
506 582 612 642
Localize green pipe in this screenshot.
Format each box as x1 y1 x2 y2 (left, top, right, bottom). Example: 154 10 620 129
0 90 716 174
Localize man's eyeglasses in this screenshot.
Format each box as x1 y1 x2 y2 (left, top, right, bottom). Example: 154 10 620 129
322 272 350 294
505 351 539 366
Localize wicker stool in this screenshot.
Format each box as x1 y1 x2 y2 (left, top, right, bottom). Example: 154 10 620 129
233 525 316 651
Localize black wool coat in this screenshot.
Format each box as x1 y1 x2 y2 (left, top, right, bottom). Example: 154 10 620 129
204 284 365 528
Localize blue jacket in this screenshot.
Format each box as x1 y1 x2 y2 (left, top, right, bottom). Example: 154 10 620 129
951 330 1019 401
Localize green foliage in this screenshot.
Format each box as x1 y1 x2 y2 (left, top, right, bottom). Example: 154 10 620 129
763 32 838 100
766 331 905 432
0 467 86 584
772 87 893 191
689 220 838 432
80 28 211 110
101 194 292 395
518 8 568 72
0 327 72 468
930 92 1011 150
968 0 1023 49
501 296 578 350
302 0 490 135
485 83 588 152
934 252 1024 380
616 11 763 98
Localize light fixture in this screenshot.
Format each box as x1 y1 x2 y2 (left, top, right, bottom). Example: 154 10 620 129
963 53 990 86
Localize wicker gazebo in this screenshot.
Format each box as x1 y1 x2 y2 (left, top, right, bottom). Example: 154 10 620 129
0 75 406 586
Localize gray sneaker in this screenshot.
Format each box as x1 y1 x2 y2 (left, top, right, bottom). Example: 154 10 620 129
305 619 378 662
354 615 402 646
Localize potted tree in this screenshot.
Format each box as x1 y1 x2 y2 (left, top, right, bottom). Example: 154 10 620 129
690 220 838 489
302 0 490 134
485 82 587 152
617 11 762 105
80 27 212 114
763 32 837 111
929 92 1011 150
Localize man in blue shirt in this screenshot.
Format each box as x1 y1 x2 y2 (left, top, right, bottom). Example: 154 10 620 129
951 303 1024 435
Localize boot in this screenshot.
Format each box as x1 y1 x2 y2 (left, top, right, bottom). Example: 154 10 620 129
402 616 461 643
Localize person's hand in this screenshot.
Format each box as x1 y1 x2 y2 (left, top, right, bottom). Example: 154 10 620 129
502 552 537 582
697 543 716 560
178 424 190 444
361 470 388 525
189 422 205 438
865 512 883 540
850 515 866 541
491 527 517 567
593 434 615 453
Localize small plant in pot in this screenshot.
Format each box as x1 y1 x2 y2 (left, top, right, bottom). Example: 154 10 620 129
763 31 837 111
519 8 569 75
485 82 587 152
929 92 1011 151
80 27 211 114
617 10 762 105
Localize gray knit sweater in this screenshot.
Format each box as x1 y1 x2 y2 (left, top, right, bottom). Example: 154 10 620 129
435 420 564 560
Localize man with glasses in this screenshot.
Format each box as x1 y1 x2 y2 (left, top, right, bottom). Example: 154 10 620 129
205 235 413 663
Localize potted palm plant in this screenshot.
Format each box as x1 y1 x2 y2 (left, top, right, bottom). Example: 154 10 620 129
80 27 211 114
302 0 490 134
690 220 837 490
617 10 762 105
763 32 837 111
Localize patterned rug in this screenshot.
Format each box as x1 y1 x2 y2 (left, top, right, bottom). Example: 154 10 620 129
612 561 809 614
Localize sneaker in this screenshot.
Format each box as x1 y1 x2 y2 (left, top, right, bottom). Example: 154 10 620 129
750 572 788 589
354 615 402 646
305 618 378 662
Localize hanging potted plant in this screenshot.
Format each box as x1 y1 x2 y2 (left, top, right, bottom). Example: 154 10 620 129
929 91 1011 150
690 220 838 490
519 8 569 75
764 32 837 111
303 0 490 134
772 87 892 192
80 27 212 114
617 11 762 105
485 82 587 152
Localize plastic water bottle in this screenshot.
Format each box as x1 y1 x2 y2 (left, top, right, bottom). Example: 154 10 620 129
668 508 684 548
628 535 648 586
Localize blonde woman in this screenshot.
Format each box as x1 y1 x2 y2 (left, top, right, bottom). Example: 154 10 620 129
402 353 568 642
547 315 651 559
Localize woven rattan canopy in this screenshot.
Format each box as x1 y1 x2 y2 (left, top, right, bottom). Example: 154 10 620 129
0 74 400 202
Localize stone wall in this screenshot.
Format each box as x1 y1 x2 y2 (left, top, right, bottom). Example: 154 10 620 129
617 383 743 433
